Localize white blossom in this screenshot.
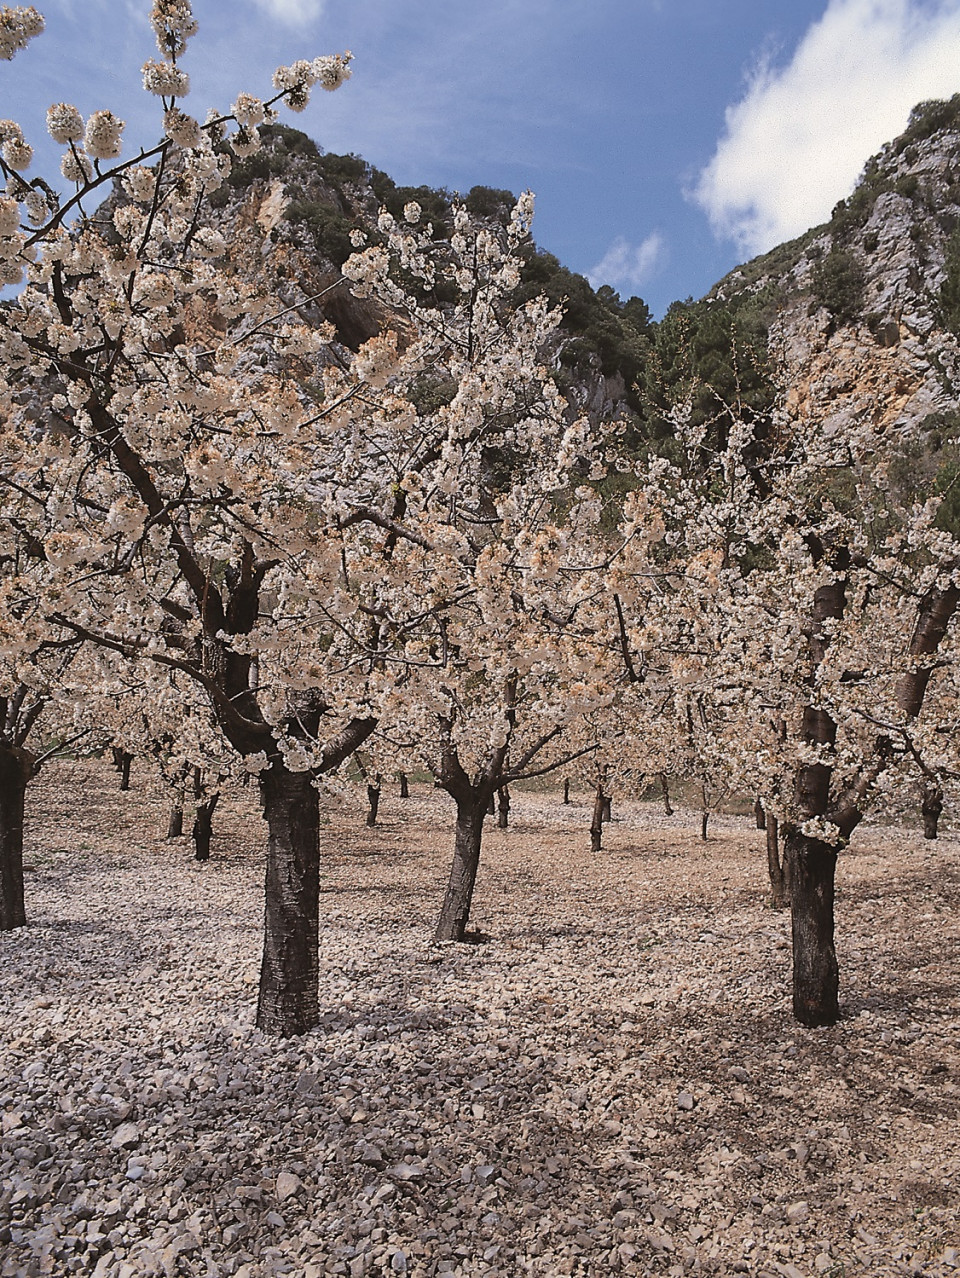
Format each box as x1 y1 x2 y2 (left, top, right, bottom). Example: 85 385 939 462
142 57 190 98
122 166 157 204
45 103 84 144
0 5 43 61
164 107 201 148
231 93 264 126
84 110 124 161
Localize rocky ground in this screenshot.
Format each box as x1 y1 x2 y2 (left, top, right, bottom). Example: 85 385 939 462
1 759 958 1278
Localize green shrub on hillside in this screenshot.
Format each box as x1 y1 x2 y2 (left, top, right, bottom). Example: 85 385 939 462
639 298 774 459
811 247 865 325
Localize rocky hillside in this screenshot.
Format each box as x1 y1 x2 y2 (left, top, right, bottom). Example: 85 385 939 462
710 95 960 450
201 124 650 425
179 100 960 471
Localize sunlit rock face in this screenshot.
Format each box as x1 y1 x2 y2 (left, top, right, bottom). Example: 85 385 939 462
711 97 960 446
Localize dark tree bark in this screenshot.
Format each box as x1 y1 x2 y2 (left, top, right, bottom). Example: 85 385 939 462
366 775 381 828
921 783 943 840
602 794 612 823
192 792 219 862
659 772 673 816
784 828 839 1027
166 804 183 839
700 783 710 842
563 778 570 805
119 751 132 792
497 785 510 829
256 763 322 1036
766 814 787 909
754 796 767 830
0 745 32 931
486 793 496 816
787 568 847 1027
399 771 409 799
430 699 596 944
894 584 959 843
590 783 606 854
434 796 487 942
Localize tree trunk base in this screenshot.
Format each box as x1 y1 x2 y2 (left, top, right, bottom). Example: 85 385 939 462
497 785 510 829
434 797 486 942
166 804 184 839
257 766 321 1036
785 828 840 1027
366 779 381 828
659 773 673 817
0 746 31 931
193 794 218 862
767 815 787 910
921 784 943 840
590 785 606 854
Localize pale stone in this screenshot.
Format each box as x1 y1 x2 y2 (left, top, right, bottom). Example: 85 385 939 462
275 1171 301 1202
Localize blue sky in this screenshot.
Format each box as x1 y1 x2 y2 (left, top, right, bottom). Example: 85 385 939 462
5 0 960 315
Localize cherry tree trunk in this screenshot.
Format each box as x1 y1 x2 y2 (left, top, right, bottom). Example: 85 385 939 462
590 784 606 853
766 815 787 910
399 772 409 799
257 764 322 1035
434 798 486 942
166 804 183 839
700 783 709 841
497 785 510 829
754 797 767 830
366 776 381 828
193 794 218 862
0 746 31 931
659 773 673 816
119 751 132 792
563 778 570 805
921 784 943 840
785 828 839 1027
602 795 612 823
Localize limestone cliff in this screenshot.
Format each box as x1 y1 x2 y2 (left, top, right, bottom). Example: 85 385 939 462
711 97 960 443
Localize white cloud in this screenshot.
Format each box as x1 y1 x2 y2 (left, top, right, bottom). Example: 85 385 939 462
695 0 960 257
250 0 324 25
587 233 665 295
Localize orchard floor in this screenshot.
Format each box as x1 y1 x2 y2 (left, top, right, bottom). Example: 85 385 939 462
1 762 959 1278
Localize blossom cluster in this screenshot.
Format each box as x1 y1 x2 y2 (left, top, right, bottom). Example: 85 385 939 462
272 52 352 112
0 4 42 61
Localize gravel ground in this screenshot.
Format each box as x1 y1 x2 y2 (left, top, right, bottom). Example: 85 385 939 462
1 759 959 1278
